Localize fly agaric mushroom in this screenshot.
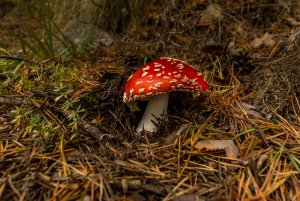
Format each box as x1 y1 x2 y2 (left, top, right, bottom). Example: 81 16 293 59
123 57 209 133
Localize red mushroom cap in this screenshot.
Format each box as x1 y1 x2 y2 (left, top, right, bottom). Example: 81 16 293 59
123 57 209 102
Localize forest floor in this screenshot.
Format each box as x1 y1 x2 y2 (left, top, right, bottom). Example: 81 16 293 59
0 1 300 201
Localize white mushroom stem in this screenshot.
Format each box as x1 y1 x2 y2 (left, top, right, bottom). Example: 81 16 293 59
136 93 169 133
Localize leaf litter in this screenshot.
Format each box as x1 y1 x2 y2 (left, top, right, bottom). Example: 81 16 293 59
0 1 300 200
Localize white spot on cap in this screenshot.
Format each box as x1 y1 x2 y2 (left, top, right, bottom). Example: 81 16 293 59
155 82 164 88
154 68 161 72
147 80 153 83
177 63 184 69
190 78 198 85
168 72 172 76
146 92 153 96
134 95 143 99
182 75 189 82
136 81 143 85
143 65 150 71
139 88 145 94
148 75 153 79
127 75 133 81
141 72 148 77
156 73 162 77
174 74 182 79
197 72 202 76
164 57 172 62
130 88 134 95
170 79 177 83
163 76 170 79
149 86 155 90
177 84 184 88
154 62 161 67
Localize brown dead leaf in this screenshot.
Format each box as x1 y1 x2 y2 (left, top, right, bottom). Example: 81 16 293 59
194 140 239 158
250 32 275 48
239 102 265 119
249 38 263 49
261 32 275 46
286 17 300 26
199 4 223 25
256 154 268 170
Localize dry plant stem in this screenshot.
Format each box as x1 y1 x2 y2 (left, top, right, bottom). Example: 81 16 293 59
163 123 191 146
0 55 37 64
137 93 169 133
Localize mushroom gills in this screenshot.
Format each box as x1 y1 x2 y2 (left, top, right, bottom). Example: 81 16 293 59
136 93 169 133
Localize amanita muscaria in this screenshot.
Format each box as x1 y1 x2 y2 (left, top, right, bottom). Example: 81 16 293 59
123 57 209 133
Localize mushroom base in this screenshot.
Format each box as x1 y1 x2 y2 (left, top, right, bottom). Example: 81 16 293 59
136 93 169 133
